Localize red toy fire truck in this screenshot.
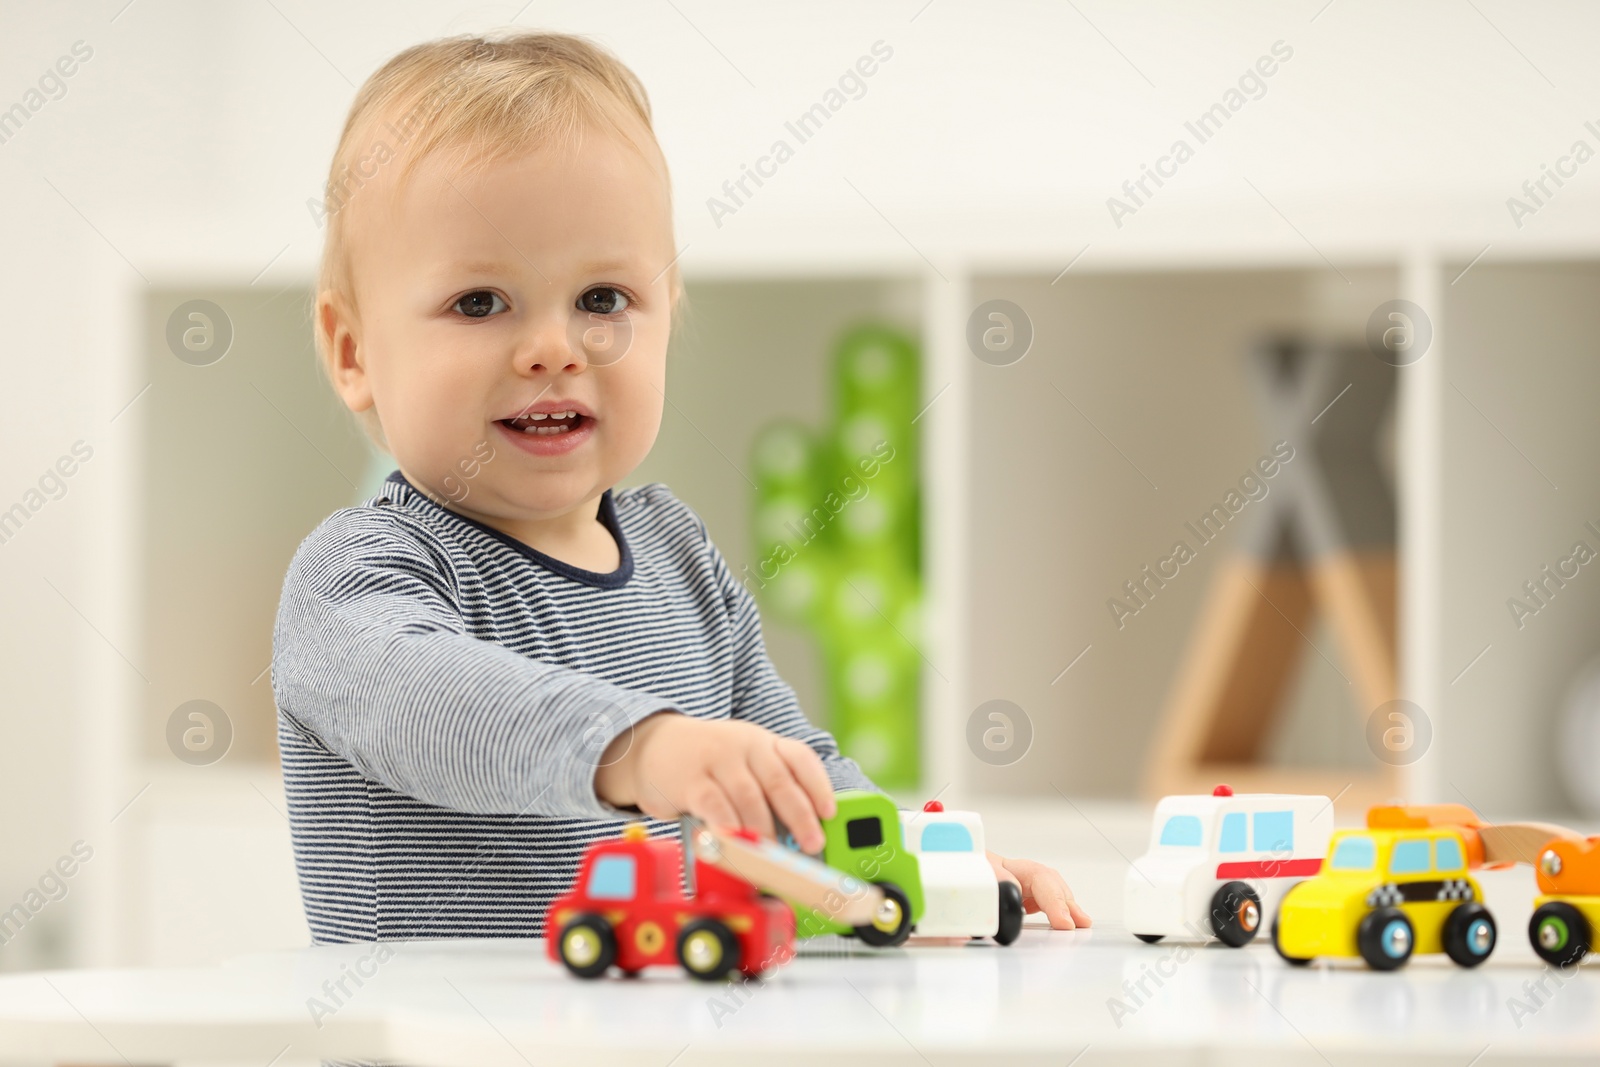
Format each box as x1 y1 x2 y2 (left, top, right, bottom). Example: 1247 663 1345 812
548 820 878 982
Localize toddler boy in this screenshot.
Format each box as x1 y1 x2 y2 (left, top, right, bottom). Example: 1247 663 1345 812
273 30 1089 943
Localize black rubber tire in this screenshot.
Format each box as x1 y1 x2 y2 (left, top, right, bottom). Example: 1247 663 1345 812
1357 907 1415 971
1529 901 1592 968
1272 913 1312 965
1209 880 1263 948
676 918 740 982
1134 933 1165 944
854 881 914 947
994 879 1025 946
1442 902 1497 968
556 913 617 979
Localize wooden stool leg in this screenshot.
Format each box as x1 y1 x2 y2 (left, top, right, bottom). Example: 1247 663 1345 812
1142 339 1402 812
1144 557 1312 793
1309 549 1398 714
1144 551 1402 812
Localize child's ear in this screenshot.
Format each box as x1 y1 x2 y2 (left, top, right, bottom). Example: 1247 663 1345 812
318 289 375 415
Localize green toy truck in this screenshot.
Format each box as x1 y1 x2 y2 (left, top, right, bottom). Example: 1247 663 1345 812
787 789 925 946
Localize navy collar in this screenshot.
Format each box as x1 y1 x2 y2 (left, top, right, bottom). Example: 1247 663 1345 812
382 470 634 589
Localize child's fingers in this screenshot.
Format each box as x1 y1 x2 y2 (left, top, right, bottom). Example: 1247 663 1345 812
986 850 1021 885
632 782 680 824
751 745 825 851
1025 870 1078 931
711 764 776 841
683 779 742 834
775 739 836 821
1024 866 1092 929
993 854 1088 931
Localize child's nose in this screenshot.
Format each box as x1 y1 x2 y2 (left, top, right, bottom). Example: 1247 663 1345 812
517 319 588 374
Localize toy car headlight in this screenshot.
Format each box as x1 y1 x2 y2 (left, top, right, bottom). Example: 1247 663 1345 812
1540 849 1562 877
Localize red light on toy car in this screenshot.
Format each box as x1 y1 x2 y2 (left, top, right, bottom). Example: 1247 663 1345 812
1213 784 1233 797
923 800 945 812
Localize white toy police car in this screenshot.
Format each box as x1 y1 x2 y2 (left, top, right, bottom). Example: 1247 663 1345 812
901 800 1024 945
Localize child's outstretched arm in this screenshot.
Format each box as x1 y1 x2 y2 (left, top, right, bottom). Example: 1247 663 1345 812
272 508 690 821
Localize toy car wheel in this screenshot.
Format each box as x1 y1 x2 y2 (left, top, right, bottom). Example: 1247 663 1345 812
855 882 913 947
1357 907 1415 971
1529 901 1592 967
556 914 617 979
1271 913 1312 966
994 879 1025 946
1134 933 1165 944
1209 880 1263 948
677 919 741 982
1442 902 1497 968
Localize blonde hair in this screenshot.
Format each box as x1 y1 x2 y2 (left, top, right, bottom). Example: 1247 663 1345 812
313 30 679 451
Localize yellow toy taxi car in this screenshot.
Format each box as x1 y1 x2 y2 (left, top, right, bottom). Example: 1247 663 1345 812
1272 806 1497 971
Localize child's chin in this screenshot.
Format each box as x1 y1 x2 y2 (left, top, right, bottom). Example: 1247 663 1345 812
500 476 606 513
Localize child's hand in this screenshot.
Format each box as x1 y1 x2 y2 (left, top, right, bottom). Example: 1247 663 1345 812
594 712 836 853
987 851 1093 930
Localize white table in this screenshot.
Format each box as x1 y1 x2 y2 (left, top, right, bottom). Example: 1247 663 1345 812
2 914 1596 1067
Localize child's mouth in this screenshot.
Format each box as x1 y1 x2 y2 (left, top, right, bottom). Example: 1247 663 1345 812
494 408 597 457
498 411 590 436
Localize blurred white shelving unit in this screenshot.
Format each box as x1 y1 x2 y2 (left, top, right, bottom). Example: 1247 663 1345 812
680 233 1600 824
78 216 1600 966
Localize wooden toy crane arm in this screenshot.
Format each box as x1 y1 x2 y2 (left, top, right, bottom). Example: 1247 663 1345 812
1478 823 1587 867
1367 804 1584 868
681 818 885 926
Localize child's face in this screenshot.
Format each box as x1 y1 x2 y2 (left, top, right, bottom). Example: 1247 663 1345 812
333 121 676 522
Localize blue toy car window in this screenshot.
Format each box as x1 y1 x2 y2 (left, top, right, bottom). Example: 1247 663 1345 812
1218 813 1247 853
1330 836 1376 869
921 823 974 852
1253 811 1293 853
586 855 637 899
1390 839 1430 874
1159 815 1202 846
1434 837 1464 871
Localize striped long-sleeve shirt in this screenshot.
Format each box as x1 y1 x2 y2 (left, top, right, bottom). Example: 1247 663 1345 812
271 469 875 944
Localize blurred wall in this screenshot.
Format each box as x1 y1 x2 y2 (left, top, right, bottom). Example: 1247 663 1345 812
139 287 369 766
967 268 1398 798
626 277 923 733
1440 264 1600 814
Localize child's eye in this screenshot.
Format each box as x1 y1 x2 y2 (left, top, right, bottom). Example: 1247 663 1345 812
455 290 507 319
578 286 630 316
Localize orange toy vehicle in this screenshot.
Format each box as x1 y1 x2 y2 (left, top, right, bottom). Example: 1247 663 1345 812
547 823 794 981
1409 810 1600 970
1529 834 1600 967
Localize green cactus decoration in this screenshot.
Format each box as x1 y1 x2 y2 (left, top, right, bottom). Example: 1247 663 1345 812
746 323 922 789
